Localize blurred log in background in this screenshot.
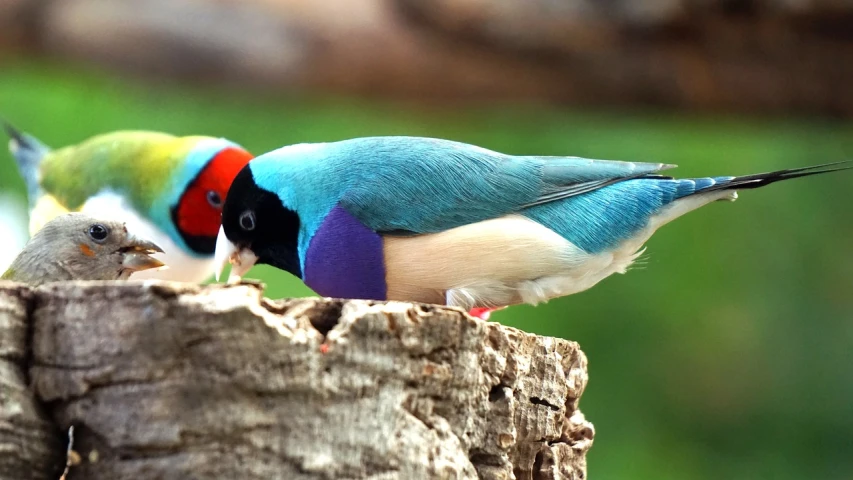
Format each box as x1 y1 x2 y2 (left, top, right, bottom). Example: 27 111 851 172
1 0 852 116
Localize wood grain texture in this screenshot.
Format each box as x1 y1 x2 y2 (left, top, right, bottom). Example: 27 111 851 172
1 281 593 479
0 284 64 480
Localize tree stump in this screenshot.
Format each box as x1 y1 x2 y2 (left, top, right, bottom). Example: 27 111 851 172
0 281 594 480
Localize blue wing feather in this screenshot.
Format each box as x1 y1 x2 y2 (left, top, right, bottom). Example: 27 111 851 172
524 176 736 253
323 137 669 232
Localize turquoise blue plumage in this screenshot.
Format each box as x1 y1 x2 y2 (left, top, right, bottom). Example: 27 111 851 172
524 175 736 252
215 136 850 318
248 137 672 252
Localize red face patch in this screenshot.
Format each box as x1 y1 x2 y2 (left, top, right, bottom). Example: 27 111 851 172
175 147 254 240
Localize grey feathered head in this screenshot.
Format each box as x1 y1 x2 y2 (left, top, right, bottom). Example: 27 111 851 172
1 213 166 285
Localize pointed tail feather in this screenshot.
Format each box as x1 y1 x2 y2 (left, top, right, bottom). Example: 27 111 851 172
700 160 853 194
3 121 50 205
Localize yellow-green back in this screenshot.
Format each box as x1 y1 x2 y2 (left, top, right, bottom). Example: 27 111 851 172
39 131 208 212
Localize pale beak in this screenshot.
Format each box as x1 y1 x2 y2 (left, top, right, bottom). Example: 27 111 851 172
120 238 167 272
214 226 257 283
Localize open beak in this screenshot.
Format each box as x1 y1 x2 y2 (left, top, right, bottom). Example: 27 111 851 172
214 226 257 283
120 238 167 272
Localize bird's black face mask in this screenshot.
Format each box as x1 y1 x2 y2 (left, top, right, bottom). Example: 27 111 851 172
215 167 302 281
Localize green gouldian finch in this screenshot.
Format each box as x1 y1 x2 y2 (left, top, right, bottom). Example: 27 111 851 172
4 122 253 283
1 213 166 284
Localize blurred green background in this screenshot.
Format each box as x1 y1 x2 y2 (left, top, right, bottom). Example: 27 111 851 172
2 37 853 480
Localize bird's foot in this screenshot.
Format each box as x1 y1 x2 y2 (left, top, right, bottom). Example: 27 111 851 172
468 307 507 320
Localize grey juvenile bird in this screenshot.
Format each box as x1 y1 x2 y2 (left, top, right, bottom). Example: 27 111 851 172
1 213 166 284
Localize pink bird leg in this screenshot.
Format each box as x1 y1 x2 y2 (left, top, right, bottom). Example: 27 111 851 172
468 307 507 320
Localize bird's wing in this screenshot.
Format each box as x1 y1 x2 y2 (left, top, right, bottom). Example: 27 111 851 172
37 131 180 210
337 137 674 235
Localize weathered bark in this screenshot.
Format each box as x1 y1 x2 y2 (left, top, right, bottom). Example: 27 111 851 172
0 285 64 479
0 281 593 480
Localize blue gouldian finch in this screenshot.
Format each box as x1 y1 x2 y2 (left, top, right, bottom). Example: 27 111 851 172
4 123 254 283
2 213 165 284
213 136 850 319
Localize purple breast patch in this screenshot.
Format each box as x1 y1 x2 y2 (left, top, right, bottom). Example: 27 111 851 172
303 205 387 300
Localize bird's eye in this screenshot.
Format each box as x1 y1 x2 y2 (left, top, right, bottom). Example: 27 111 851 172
239 211 256 231
88 224 109 242
206 190 222 208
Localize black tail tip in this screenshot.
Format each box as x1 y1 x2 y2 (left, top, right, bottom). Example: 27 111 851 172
2 120 24 143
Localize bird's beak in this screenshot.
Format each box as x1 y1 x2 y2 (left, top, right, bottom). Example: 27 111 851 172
120 238 167 272
214 226 257 283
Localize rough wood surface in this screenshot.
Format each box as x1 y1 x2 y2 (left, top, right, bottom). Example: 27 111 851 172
0 281 593 480
0 285 63 479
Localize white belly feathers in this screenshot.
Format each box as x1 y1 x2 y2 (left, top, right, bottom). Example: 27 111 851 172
383 190 736 310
